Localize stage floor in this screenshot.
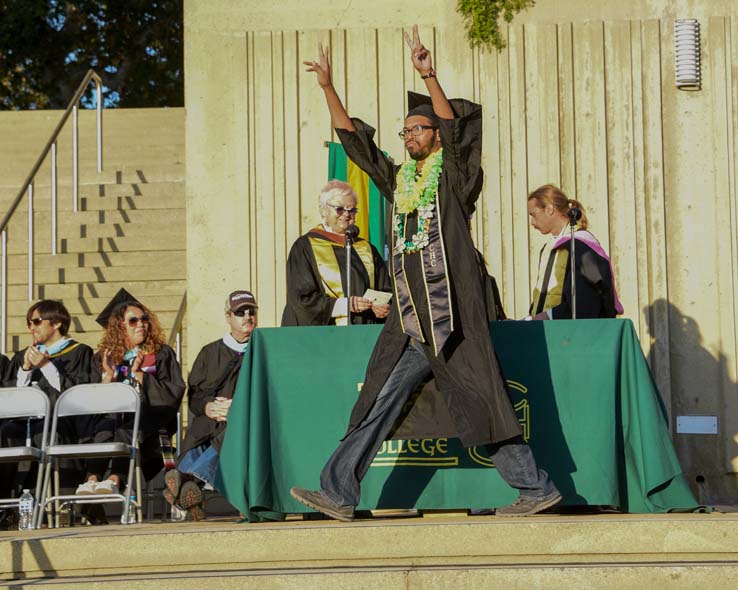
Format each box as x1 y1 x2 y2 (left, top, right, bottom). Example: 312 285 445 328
2 511 738 589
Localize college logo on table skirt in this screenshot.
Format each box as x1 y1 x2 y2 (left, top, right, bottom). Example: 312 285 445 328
468 380 530 467
369 380 530 469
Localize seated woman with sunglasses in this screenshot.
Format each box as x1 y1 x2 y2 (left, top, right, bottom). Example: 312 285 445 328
76 289 185 497
281 180 392 326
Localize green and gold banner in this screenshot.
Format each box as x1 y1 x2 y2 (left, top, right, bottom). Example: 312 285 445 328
217 320 698 520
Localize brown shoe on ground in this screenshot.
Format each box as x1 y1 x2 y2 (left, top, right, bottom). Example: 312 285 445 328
178 481 203 510
495 491 562 517
290 487 355 522
164 469 181 502
188 502 206 521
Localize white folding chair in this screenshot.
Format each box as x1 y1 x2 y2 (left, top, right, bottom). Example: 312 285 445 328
0 387 50 529
36 383 142 528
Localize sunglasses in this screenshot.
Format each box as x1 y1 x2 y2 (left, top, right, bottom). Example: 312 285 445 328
232 308 257 318
326 204 359 217
27 317 47 327
125 315 150 327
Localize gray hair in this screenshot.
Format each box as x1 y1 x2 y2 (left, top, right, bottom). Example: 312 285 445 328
319 180 357 209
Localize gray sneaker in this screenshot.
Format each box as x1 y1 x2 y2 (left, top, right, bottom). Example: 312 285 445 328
495 492 562 517
290 487 355 522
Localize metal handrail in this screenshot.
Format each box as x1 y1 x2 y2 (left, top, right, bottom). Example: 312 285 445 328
168 292 187 362
1 69 104 353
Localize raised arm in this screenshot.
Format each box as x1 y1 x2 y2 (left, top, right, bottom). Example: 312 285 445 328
304 43 356 132
404 25 453 120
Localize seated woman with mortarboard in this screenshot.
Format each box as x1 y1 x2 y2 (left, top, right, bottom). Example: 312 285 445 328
75 288 185 500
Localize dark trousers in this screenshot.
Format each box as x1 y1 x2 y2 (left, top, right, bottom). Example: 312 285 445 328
320 338 559 507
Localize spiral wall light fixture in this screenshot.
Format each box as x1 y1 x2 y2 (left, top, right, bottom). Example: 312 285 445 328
674 19 701 90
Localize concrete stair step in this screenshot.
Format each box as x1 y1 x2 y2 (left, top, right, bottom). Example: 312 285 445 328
8 250 184 270
8 263 185 285
1 514 737 589
0 188 184 214
5 279 186 302
5 234 185 255
4 180 184 200
17 209 185 227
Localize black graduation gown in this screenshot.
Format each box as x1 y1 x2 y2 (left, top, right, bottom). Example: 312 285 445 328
531 240 617 319
88 345 185 480
0 341 92 497
90 344 185 439
180 339 243 458
335 100 522 448
281 231 392 326
0 354 10 386
7 340 93 406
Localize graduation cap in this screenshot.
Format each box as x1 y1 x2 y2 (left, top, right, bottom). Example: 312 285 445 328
406 91 440 125
95 288 144 328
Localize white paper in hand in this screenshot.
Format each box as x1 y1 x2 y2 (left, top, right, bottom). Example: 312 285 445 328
363 289 392 305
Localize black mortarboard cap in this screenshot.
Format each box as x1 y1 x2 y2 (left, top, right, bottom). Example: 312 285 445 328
406 91 440 125
95 288 144 328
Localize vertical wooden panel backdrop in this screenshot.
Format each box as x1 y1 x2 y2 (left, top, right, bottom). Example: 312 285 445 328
186 16 738 501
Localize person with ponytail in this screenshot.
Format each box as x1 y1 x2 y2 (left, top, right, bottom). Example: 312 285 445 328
526 184 623 320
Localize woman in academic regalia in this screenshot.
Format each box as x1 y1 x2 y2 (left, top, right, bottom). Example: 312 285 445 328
526 184 624 320
281 180 392 326
76 289 185 496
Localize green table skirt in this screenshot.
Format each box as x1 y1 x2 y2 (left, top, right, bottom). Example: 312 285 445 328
217 319 698 520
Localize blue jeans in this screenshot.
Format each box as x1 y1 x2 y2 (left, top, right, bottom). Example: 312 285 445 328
320 338 558 507
178 443 219 489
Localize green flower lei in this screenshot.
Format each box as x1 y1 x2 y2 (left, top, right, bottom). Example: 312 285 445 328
393 149 443 255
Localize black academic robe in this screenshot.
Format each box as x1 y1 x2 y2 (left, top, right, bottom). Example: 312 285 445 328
335 100 522 448
88 344 185 481
531 239 617 319
8 340 93 406
90 344 185 438
0 341 92 497
180 339 243 458
0 354 10 386
281 230 392 326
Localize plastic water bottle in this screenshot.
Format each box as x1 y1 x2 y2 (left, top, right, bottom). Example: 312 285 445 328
18 489 34 531
121 494 137 524
170 504 186 522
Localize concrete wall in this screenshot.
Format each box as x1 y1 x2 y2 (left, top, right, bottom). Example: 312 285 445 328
184 0 738 503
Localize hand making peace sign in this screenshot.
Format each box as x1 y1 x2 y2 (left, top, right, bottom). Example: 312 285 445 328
404 24 434 76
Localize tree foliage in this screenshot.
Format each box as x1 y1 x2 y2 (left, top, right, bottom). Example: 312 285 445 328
0 0 183 109
456 0 535 51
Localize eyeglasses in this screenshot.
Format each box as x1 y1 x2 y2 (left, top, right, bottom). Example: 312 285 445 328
326 204 359 217
398 125 437 139
27 317 47 327
125 315 150 327
232 308 257 318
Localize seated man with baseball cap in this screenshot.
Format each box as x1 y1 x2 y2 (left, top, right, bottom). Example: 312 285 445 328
163 290 258 520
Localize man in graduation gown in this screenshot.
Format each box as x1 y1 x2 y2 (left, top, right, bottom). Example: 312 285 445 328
0 300 93 508
281 179 392 326
162 290 259 520
290 27 561 520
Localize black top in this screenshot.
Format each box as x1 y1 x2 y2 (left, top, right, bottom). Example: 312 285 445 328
334 99 522 447
180 339 244 457
533 239 617 319
8 340 93 405
281 231 392 326
91 344 185 437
